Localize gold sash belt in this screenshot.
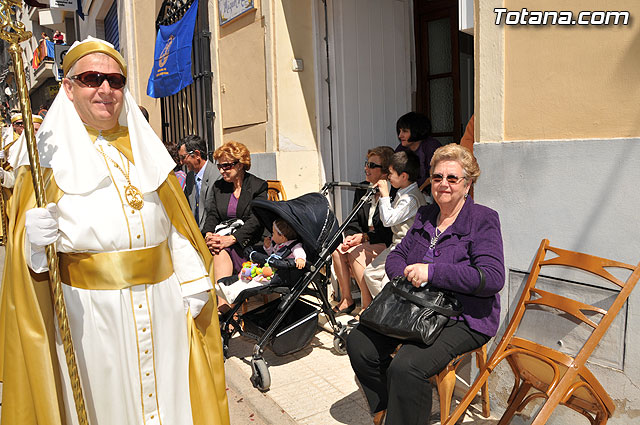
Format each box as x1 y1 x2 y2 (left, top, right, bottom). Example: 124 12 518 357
58 239 174 290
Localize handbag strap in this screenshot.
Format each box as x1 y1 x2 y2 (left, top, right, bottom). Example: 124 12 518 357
390 280 463 316
471 265 486 295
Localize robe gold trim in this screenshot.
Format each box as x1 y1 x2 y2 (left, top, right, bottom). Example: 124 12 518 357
0 166 230 425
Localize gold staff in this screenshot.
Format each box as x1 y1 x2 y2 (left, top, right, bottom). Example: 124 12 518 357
0 1 89 423
0 144 7 245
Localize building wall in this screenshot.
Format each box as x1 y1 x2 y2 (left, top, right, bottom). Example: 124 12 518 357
504 0 640 141
209 0 321 197
271 0 320 196
475 0 640 422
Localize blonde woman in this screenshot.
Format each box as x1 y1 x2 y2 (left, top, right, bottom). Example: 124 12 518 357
203 141 268 298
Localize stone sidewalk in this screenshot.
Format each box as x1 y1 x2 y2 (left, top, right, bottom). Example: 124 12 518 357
224 309 500 425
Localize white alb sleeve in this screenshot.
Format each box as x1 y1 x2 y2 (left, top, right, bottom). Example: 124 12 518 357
169 226 214 297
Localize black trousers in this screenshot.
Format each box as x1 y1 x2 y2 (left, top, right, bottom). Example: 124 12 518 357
347 319 490 425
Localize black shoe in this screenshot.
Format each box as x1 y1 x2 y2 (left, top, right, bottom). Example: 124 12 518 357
332 302 356 316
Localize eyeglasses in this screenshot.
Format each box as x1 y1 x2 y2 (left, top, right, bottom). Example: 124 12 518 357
431 173 467 185
364 161 383 169
13 121 23 126
217 160 239 171
69 71 126 89
179 150 194 161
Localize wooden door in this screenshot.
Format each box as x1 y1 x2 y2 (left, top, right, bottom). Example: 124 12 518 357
414 0 462 144
317 0 412 219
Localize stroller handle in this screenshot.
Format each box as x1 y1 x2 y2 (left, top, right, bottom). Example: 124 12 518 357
321 181 377 194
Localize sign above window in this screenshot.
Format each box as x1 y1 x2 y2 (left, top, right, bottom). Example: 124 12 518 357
49 0 75 10
218 0 255 26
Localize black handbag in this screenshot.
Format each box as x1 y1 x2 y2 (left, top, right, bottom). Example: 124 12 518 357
359 276 464 345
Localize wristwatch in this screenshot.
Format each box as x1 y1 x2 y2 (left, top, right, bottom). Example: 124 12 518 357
362 233 369 243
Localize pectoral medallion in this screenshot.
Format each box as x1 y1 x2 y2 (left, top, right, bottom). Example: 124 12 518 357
125 185 144 210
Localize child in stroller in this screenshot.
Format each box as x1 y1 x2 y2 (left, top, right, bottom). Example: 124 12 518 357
216 218 307 304
219 188 378 391
265 218 307 270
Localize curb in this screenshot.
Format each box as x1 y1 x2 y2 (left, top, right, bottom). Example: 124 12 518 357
224 358 298 425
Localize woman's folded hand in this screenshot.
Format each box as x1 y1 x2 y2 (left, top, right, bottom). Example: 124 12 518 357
404 263 429 288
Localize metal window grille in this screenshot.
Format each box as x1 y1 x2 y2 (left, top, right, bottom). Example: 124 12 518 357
156 0 214 157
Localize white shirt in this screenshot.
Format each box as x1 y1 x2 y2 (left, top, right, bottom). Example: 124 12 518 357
378 182 423 227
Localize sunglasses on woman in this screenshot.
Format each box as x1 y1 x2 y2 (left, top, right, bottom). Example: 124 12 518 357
364 161 382 169
216 160 239 171
69 71 127 89
431 173 467 184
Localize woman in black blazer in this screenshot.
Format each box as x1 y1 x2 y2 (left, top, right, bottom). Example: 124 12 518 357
203 142 268 294
331 146 394 315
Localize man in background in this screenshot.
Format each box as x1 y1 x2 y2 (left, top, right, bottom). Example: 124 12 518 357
179 134 217 233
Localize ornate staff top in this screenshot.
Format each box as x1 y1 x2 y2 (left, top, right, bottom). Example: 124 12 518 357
0 0 31 45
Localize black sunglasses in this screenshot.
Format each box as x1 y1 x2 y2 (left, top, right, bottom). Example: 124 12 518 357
431 173 467 184
179 150 194 161
364 161 383 169
217 160 239 171
70 71 126 89
13 121 23 126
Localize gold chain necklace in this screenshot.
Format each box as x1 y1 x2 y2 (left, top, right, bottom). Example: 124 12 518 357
97 145 144 210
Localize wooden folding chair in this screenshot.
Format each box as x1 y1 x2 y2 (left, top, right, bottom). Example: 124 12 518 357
431 344 490 422
444 239 640 425
267 179 287 201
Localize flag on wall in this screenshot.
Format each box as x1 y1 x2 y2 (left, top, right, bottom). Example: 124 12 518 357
147 0 198 98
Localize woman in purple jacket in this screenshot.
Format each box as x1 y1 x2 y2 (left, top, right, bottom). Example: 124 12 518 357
347 144 505 425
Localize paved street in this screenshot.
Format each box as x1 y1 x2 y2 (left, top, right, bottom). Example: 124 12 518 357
225 309 501 425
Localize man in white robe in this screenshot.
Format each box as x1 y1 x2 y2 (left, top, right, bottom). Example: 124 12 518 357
0 37 230 425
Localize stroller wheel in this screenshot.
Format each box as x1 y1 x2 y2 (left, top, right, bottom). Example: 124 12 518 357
333 326 349 355
250 358 271 392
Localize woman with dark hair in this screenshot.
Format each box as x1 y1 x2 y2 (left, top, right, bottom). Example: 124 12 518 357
203 141 268 297
347 144 505 425
395 111 441 193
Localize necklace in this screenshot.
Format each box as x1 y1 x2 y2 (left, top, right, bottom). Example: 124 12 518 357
98 146 144 210
429 227 442 250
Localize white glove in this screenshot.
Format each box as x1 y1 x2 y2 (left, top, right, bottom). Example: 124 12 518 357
25 203 60 247
0 150 5 160
183 291 210 318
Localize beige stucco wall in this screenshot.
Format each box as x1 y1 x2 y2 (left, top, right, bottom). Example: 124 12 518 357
210 0 322 197
474 0 505 143
503 0 640 140
271 0 320 196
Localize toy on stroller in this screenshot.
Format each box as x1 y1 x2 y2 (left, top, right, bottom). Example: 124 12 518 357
218 182 378 391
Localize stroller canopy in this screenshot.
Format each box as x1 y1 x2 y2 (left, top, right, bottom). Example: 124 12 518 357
251 193 340 260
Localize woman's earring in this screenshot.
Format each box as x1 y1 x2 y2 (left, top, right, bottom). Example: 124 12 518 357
464 193 469 199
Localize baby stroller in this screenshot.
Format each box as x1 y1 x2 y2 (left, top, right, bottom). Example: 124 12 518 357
219 183 378 391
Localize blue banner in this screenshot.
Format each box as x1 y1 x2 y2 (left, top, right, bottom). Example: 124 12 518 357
147 0 198 98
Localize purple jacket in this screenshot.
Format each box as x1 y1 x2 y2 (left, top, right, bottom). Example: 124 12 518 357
395 136 441 190
385 197 505 337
